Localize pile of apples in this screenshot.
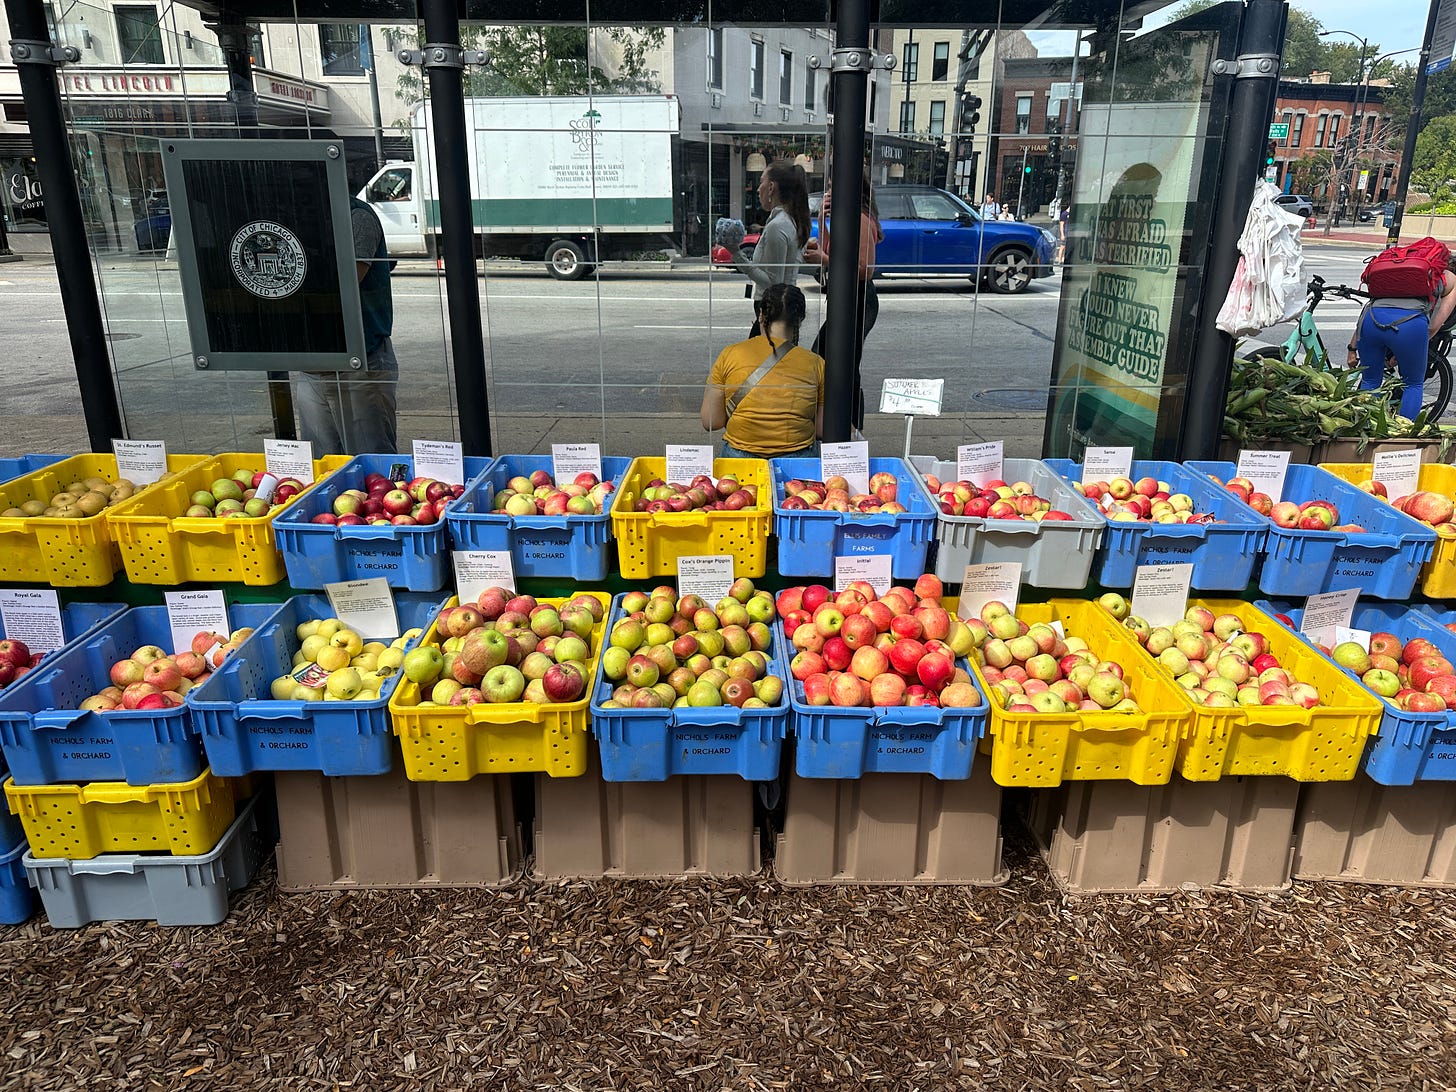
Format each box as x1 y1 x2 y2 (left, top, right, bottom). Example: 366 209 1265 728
786 575 981 709
920 472 1074 523
0 638 44 690
1293 624 1456 713
1215 474 1365 532
79 627 254 712
313 472 464 528
265 618 420 704
971 600 1143 715
184 469 307 519
1356 479 1456 537
1073 476 1219 525
780 472 907 515
1 475 141 520
631 474 756 514
491 469 616 517
598 578 780 710
399 588 604 707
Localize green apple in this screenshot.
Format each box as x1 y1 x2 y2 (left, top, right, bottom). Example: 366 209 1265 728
325 667 362 700
686 679 721 706
402 646 444 685
600 645 631 680
553 635 590 664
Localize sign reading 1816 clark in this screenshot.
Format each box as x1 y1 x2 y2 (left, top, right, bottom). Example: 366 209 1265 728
161 139 364 372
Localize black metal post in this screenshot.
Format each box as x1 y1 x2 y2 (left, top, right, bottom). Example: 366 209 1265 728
1179 0 1287 460
821 0 871 445
6 0 124 450
1387 0 1441 247
419 0 492 457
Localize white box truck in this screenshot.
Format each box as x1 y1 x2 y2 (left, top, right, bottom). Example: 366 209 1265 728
357 94 680 279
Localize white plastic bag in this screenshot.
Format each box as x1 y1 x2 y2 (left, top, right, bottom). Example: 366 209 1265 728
1216 181 1307 336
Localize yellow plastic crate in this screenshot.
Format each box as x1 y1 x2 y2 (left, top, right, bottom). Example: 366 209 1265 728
0 453 205 586
107 453 351 586
969 600 1189 787
389 592 612 780
4 768 236 859
1142 598 1383 782
609 457 771 579
1320 461 1456 599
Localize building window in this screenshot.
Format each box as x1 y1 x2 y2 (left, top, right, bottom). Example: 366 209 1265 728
1280 111 1293 144
932 41 950 82
707 27 723 90
1314 112 1328 146
750 39 765 100
249 25 266 68
1015 94 1032 134
901 42 919 82
318 23 363 76
114 5 164 65
1327 114 1340 147
1364 114 1376 143
899 100 916 133
803 65 816 111
779 50 793 105
928 99 945 136
1291 113 1305 146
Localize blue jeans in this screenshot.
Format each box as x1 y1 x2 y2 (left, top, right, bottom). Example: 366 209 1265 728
719 439 820 460
293 337 399 455
1357 307 1430 420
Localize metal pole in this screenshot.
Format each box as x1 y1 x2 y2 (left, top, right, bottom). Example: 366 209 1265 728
1350 45 1371 225
819 0 872 444
419 0 493 457
1388 0 1441 247
1180 0 1286 460
5 0 124 450
0 200 13 259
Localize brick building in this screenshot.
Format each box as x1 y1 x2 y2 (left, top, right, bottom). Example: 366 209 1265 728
991 55 1081 218
1269 74 1395 212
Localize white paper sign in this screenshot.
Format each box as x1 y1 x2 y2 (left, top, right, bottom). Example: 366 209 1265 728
665 445 715 486
1372 449 1422 502
0 588 65 653
1130 563 1194 627
1299 588 1360 645
112 439 168 486
164 589 232 656
552 443 603 483
264 438 315 485
413 440 465 486
834 554 892 596
956 442 1004 485
821 441 870 495
1081 446 1134 484
1236 449 1292 503
324 578 400 640
453 550 515 604
879 378 944 416
677 555 736 602
956 563 1023 621
1333 626 1372 651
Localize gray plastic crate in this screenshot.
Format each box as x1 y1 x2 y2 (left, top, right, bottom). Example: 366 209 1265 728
23 791 275 928
907 455 1104 588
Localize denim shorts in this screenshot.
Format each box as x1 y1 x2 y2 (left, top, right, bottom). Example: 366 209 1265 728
719 439 820 460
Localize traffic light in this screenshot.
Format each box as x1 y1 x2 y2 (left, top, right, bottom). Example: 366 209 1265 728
1048 136 1062 163
1266 141 1277 169
959 93 982 134
1024 164 1033 175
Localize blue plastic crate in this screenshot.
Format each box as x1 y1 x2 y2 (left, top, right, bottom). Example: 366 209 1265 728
0 603 277 787
269 453 490 591
1043 459 1268 591
185 592 445 777
1258 598 1456 786
447 454 633 582
770 457 937 579
0 841 33 924
588 593 789 780
1188 461 1436 599
0 455 64 488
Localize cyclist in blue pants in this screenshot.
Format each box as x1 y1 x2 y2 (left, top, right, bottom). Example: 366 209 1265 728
1348 262 1456 419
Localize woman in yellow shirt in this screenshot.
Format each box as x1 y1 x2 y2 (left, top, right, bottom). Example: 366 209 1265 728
700 283 824 458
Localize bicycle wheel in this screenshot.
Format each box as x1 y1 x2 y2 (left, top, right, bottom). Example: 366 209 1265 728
1424 342 1453 421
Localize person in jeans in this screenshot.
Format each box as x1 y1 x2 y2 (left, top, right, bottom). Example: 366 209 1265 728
700 283 822 459
293 197 398 454
1347 261 1456 420
732 160 811 336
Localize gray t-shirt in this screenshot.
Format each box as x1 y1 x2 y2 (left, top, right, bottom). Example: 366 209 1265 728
736 207 803 300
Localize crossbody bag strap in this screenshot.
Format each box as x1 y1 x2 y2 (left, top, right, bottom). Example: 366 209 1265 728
726 339 793 416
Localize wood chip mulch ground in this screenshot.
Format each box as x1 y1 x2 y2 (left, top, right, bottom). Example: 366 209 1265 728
2 832 1455 1091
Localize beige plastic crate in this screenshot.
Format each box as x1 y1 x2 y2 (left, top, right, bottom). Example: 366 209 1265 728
1028 776 1300 893
274 763 519 890
1293 778 1456 889
531 750 760 879
775 765 1006 885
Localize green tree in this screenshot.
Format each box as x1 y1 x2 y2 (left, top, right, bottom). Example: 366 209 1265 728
1166 4 1368 81
1383 65 1456 145
1290 148 1332 195
1412 115 1456 202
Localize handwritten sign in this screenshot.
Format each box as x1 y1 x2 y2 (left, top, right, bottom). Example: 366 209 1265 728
164 589 231 657
956 563 1022 621
264 438 315 484
1333 625 1372 652
453 551 515 605
879 378 944 416
1299 588 1360 646
0 588 64 653
1371 449 1421 502
665 445 715 486
1081 446 1133 485
834 554 892 596
413 440 465 486
1130 563 1194 627
821 441 870 495
552 443 603 483
677 555 735 603
112 439 167 486
1236 449 1292 503
324 578 399 640
956 442 1003 485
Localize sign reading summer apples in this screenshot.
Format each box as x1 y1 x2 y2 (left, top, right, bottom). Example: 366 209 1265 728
324 578 399 640
264 438 314 484
453 550 515 604
834 554 891 596
821 442 870 495
879 378 944 416
164 589 231 657
413 440 465 486
1235 449 1291 503
1081 446 1133 485
0 588 65 653
1130 562 1193 627
956 562 1022 621
677 555 735 602
552 443 602 483
956 442 1003 484
1371 449 1421 502
112 439 168 486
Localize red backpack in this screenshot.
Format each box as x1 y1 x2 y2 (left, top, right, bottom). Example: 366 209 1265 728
1361 236 1451 303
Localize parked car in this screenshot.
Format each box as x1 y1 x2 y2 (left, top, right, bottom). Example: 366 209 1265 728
133 189 171 252
711 230 760 265
1274 193 1314 220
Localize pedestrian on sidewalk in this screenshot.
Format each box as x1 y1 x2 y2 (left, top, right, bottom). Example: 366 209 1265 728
732 161 811 337
1349 245 1456 419
980 193 1000 219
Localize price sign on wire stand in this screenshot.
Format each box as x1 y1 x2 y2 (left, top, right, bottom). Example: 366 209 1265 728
879 378 945 458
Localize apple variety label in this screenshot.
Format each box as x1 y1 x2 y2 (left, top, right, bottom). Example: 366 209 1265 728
1299 588 1359 645
1236 449 1291 503
879 378 944 416
552 443 603 483
665 445 714 486
264 438 315 485
956 562 1022 621
324 578 399 640
820 441 870 495
834 554 892 596
1372 449 1421 502
1334 625 1372 651
413 440 465 486
1130 563 1194 627
677 555 736 602
453 550 515 604
0 588 65 653
112 439 168 486
164 589 231 657
956 442 1003 485
1081 446 1133 485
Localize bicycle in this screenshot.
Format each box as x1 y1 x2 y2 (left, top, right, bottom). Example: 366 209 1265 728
1248 274 1453 423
